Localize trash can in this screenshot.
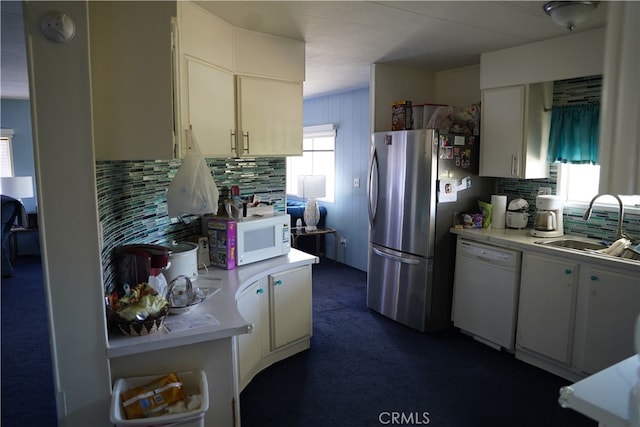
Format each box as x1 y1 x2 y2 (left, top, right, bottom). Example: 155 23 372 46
110 370 209 427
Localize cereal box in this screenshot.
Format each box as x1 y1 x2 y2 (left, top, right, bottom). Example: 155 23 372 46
202 216 237 270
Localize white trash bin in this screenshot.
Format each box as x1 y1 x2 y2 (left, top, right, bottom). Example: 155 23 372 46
110 370 208 427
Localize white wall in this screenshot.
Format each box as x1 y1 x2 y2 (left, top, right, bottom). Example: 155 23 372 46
434 65 481 107
370 63 436 132
23 2 111 425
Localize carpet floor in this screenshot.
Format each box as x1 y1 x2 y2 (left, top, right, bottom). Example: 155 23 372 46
240 259 597 427
1 255 57 427
0 256 598 427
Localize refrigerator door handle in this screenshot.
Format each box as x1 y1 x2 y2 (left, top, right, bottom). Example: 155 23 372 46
372 246 420 265
368 148 379 224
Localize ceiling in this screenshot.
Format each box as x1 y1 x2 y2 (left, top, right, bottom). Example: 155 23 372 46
1 1 607 100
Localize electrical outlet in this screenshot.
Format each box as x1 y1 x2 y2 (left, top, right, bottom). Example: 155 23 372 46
340 237 347 248
353 178 360 188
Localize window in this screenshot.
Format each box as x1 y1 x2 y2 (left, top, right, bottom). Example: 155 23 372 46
557 163 640 208
286 124 336 203
0 129 15 177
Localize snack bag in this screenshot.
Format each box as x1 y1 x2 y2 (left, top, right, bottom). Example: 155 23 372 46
120 373 187 419
478 200 493 228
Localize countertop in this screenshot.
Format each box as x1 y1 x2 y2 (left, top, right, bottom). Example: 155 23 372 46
106 248 319 358
559 355 638 427
450 227 640 272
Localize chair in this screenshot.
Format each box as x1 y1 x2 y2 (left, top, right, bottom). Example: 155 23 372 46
2 195 22 277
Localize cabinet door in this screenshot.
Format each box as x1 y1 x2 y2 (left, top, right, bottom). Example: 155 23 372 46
573 266 639 374
480 85 525 178
236 279 266 387
516 252 578 364
236 76 303 156
183 58 235 157
89 1 176 160
269 266 312 350
178 1 233 70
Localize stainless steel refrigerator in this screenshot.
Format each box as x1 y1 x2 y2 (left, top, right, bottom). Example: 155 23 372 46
367 129 495 332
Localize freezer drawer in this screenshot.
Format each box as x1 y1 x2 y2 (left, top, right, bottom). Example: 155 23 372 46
367 244 433 332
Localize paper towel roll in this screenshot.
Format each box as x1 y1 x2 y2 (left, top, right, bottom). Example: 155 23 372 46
491 195 507 229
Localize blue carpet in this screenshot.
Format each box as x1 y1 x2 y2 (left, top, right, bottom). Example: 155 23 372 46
1 255 57 426
239 259 597 427
0 256 597 427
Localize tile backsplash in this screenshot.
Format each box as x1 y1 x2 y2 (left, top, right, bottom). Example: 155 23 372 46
97 157 285 292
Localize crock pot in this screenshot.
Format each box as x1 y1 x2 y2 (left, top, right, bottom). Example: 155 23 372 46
163 242 199 284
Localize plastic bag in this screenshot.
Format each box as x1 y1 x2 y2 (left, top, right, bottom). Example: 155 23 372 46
167 130 219 218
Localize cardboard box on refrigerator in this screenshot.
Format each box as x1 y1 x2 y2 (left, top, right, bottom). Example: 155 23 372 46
202 216 237 270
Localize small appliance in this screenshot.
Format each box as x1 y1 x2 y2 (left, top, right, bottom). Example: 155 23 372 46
235 214 291 266
506 198 530 229
163 241 199 284
531 195 564 238
114 244 171 296
203 214 291 267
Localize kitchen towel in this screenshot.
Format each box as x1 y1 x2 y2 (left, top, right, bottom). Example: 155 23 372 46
491 195 507 229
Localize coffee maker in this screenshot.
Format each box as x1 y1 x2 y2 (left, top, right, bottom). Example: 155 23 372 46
531 195 564 238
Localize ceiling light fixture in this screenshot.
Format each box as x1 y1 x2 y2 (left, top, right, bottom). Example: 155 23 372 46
543 1 600 31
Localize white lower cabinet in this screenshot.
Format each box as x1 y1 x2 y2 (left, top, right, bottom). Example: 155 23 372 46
270 266 313 350
572 265 639 374
516 252 578 364
236 278 267 388
236 265 312 390
516 250 639 380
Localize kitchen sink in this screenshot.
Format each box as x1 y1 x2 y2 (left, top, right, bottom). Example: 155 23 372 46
535 238 609 251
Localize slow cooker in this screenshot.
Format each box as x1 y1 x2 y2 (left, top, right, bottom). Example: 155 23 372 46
162 241 199 284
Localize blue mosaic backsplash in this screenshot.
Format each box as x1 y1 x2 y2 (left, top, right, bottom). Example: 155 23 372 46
97 157 286 291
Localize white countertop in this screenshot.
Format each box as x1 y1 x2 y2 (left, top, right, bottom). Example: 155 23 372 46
106 249 319 358
450 227 640 272
559 355 638 426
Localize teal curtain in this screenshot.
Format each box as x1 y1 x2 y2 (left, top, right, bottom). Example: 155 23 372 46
547 104 600 164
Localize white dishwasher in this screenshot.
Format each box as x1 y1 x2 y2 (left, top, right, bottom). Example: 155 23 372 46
452 238 521 351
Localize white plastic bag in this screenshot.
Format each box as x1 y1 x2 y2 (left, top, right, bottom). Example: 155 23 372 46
167 130 219 218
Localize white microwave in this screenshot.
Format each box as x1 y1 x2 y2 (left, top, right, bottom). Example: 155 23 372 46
236 214 291 266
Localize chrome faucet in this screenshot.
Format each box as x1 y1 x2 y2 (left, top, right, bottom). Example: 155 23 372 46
583 194 625 241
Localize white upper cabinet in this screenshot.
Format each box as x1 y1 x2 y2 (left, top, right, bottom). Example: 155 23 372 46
480 82 552 179
236 76 303 157
90 2 177 161
177 3 305 158
233 27 305 82
178 1 233 70
183 59 236 157
177 2 235 157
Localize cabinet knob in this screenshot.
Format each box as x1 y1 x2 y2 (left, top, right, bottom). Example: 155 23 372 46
564 269 572 275
275 280 282 286
256 288 264 294
590 275 598 281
